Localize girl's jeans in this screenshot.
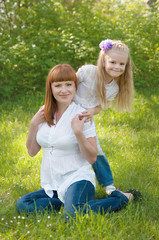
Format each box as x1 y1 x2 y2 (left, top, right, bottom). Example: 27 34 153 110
93 135 114 187
16 180 128 217
92 154 114 187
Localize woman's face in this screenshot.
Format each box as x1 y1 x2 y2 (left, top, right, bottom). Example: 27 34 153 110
104 49 128 79
51 81 76 106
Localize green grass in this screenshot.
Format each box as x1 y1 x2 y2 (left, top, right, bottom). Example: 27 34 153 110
0 87 159 239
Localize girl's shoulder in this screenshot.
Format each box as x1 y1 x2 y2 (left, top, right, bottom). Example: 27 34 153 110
77 64 97 73
77 64 97 83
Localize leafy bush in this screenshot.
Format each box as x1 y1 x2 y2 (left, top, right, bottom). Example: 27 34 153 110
0 0 158 98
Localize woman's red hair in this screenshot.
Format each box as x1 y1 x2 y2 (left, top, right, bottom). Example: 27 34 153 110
44 64 77 126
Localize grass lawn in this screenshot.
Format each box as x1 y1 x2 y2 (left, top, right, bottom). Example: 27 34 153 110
0 86 159 239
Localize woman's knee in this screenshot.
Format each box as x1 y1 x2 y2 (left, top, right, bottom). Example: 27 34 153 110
64 180 95 218
16 196 27 213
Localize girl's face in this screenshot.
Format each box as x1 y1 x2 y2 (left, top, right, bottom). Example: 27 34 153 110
51 81 76 107
104 49 128 79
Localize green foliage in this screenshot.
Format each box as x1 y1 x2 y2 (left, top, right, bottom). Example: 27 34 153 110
0 86 159 239
0 0 159 98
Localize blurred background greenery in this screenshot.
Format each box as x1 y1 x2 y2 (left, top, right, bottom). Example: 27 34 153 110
0 0 158 99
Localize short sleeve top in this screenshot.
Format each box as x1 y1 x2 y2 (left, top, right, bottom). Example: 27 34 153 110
36 102 96 202
73 65 119 109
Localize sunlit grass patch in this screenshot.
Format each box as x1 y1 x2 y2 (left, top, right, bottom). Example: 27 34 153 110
0 88 159 239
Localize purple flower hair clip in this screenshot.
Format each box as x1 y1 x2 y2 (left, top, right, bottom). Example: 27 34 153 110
99 39 113 51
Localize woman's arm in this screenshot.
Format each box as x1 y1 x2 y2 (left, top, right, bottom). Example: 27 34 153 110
71 114 97 164
26 106 45 157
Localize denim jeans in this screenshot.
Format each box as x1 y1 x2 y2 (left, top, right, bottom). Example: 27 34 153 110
16 180 128 217
92 154 114 187
65 182 128 217
16 189 63 213
84 190 128 214
16 180 94 215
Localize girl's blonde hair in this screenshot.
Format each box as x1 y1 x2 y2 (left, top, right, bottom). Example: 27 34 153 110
97 40 134 112
44 64 77 126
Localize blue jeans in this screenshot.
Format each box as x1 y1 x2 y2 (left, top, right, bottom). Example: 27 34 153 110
84 190 128 214
16 189 63 213
16 180 128 217
92 154 114 187
16 180 94 215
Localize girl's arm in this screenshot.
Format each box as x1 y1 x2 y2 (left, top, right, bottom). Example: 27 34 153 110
76 72 80 85
71 114 97 164
79 105 102 122
26 106 45 157
76 70 102 120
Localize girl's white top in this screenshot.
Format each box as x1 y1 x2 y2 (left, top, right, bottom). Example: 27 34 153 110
73 64 119 109
36 102 96 202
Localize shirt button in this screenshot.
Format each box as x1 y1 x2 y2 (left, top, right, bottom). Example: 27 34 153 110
50 147 53 155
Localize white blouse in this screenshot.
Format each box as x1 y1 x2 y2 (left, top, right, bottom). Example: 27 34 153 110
73 64 119 109
36 102 96 202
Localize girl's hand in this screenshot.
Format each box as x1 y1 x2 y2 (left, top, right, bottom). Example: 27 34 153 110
31 105 45 127
71 114 87 134
79 109 94 124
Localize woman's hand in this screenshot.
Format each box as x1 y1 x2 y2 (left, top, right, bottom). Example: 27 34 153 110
71 114 97 164
31 105 45 127
71 114 86 134
26 106 45 157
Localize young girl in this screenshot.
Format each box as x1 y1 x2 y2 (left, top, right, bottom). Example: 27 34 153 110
16 64 139 217
73 39 134 195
